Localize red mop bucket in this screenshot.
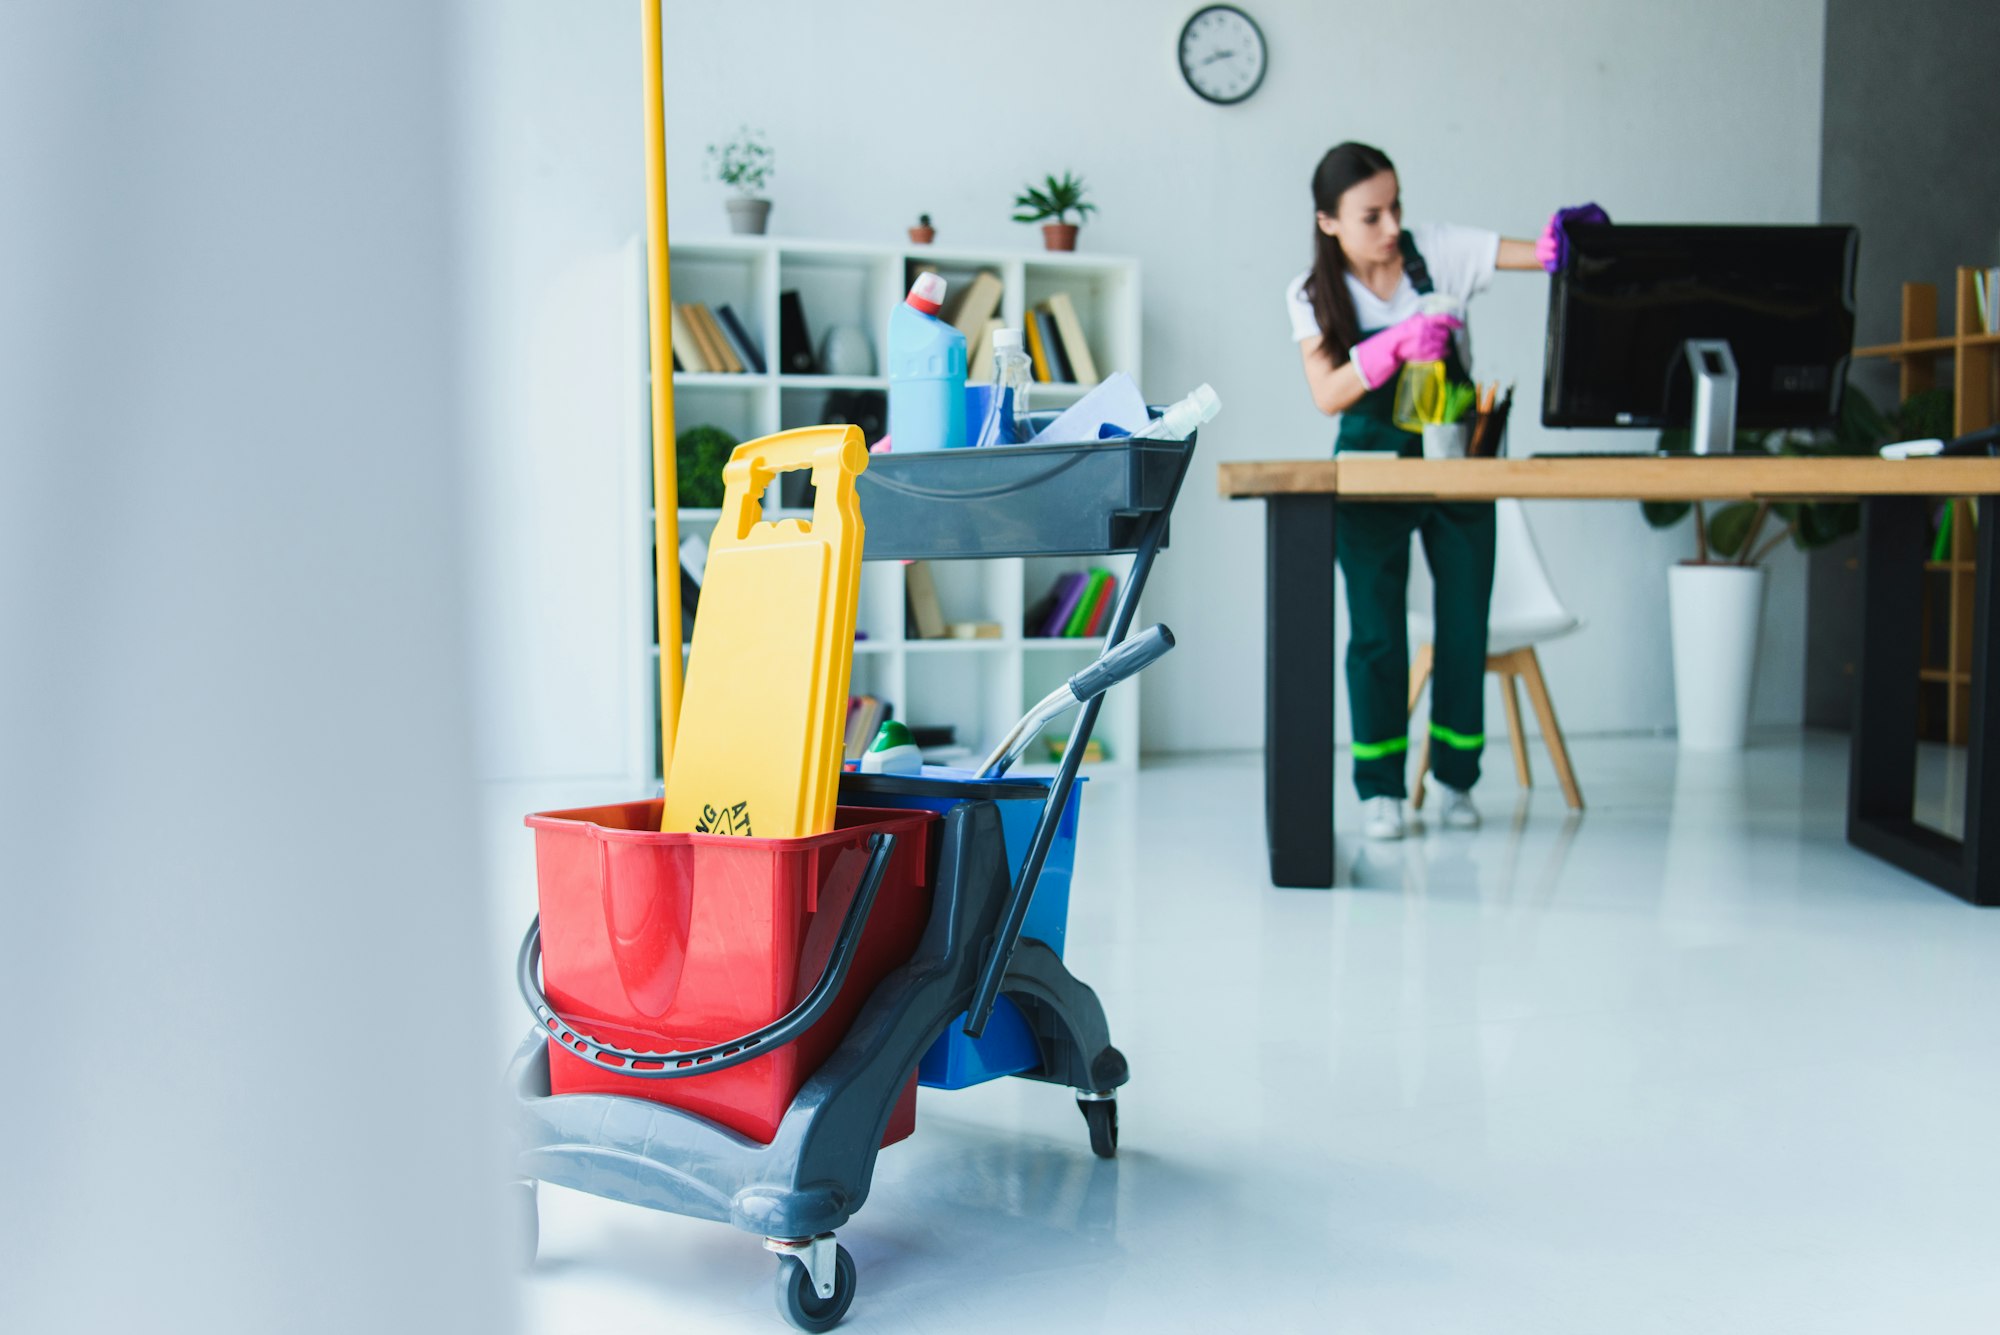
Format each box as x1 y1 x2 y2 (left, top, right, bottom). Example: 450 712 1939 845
523 799 935 1145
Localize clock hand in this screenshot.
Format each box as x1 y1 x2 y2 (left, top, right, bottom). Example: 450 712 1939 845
1199 49 1236 65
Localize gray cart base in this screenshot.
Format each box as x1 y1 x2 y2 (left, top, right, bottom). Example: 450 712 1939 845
509 798 1127 1327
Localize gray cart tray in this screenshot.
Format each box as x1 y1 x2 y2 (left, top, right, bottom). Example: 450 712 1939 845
855 436 1191 560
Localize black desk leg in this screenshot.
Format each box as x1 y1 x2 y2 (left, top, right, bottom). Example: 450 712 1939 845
1266 496 1337 888
1966 491 1999 905
1847 492 2000 905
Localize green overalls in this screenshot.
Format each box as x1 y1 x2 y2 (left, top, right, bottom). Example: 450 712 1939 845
1336 232 1496 800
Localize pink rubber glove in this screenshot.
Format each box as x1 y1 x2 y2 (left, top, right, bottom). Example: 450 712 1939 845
1351 312 1464 390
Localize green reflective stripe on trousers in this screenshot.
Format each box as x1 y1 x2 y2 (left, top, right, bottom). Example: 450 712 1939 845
1351 735 1410 761
1429 722 1485 750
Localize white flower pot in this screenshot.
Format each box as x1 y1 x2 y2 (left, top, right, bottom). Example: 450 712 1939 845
725 197 770 235
1668 563 1766 750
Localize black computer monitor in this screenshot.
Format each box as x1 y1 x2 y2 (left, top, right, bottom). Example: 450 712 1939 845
1542 224 1858 432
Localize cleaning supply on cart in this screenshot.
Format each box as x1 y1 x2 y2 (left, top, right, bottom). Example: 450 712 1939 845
888 273 968 452
1027 369 1149 445
1122 383 1220 441
859 720 923 775
1391 294 1466 432
972 328 1034 447
664 425 868 838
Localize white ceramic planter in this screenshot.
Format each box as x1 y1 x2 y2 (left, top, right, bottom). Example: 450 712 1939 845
725 197 770 235
1668 563 1766 750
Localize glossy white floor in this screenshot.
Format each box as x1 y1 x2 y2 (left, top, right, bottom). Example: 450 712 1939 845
488 731 2000 1334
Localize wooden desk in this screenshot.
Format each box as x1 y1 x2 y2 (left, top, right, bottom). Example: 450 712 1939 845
1219 456 2000 904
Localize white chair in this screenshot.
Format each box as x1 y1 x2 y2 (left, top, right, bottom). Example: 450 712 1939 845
1405 498 1584 809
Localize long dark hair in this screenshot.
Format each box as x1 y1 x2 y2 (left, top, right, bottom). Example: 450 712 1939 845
1307 141 1396 366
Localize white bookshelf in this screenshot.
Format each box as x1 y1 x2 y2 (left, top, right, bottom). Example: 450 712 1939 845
650 235 1145 780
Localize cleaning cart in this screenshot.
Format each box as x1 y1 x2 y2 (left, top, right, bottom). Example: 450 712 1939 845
506 411 1197 1329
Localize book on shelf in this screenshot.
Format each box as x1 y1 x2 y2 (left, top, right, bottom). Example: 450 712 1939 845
1044 735 1106 764
681 302 732 372
1062 569 1109 637
694 305 743 374
1034 306 1072 383
714 303 767 374
1042 292 1100 385
779 290 817 374
670 303 711 373
946 270 1005 343
1081 573 1116 637
946 621 1002 639
1022 308 1054 383
843 695 890 761
966 317 1005 383
905 560 948 640
1036 571 1091 637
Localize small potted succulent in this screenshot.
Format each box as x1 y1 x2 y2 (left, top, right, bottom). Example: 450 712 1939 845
705 127 773 235
1012 171 1096 251
908 212 936 245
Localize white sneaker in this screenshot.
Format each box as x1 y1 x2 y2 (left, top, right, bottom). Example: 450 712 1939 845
1437 783 1481 830
1362 795 1405 841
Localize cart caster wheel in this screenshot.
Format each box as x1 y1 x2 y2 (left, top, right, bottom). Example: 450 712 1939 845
511 1181 538 1269
774 1243 856 1332
1078 1094 1118 1158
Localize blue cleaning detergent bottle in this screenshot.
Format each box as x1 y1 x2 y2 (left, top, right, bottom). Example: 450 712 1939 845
887 272 967 451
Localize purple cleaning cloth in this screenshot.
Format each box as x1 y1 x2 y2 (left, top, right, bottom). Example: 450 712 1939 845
1550 202 1611 272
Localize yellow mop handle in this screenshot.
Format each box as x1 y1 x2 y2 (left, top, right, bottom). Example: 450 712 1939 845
642 0 682 781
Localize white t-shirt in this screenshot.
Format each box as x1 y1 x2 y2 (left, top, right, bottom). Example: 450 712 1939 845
1285 221 1500 370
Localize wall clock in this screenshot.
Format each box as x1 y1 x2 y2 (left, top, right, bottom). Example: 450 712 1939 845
1178 5 1267 106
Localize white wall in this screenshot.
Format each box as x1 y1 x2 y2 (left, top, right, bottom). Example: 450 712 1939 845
460 3 654 783
655 0 1828 753
0 3 511 1330
464 0 1829 773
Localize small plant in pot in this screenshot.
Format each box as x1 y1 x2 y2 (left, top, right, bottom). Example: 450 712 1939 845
1643 388 1894 749
706 126 772 235
908 213 935 245
1012 171 1096 251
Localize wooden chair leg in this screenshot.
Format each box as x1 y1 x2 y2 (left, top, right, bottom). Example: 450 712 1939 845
1518 647 1584 810
1407 641 1434 716
1411 728 1432 809
1498 664 1533 789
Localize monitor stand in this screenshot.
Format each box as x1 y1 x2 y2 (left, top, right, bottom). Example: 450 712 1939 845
1685 338 1739 455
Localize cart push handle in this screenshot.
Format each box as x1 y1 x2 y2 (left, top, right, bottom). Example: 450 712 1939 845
977 624 1176 780
517 832 897 1079
963 424 1199 1039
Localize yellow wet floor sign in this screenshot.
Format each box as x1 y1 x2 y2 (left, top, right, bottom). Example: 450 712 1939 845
663 426 867 838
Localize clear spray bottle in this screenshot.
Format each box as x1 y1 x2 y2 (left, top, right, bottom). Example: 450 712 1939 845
974 328 1034 447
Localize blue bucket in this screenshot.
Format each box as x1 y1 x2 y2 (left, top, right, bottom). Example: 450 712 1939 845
837 766 1081 1088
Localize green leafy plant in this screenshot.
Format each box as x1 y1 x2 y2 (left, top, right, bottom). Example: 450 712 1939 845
704 127 772 197
1641 387 1913 564
676 424 738 508
1441 381 1478 425
1012 171 1097 227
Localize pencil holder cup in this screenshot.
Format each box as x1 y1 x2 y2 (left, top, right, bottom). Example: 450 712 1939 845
1422 421 1469 459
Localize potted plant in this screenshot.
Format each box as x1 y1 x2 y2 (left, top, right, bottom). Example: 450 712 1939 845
908 213 935 245
1643 388 1894 749
1012 171 1096 251
705 127 773 235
